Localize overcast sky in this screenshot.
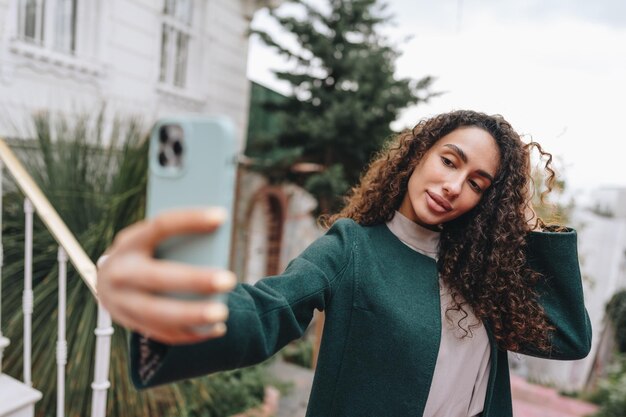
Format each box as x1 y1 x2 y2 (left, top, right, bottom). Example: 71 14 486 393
247 0 626 194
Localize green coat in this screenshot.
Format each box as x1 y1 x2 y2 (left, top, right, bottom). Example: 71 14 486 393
130 219 592 417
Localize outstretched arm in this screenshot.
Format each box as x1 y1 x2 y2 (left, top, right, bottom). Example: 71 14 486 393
97 209 354 388
129 218 354 388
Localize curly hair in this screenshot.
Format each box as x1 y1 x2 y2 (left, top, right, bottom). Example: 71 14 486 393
322 109 559 352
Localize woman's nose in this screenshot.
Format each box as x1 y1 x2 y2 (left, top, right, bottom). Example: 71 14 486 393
442 176 463 197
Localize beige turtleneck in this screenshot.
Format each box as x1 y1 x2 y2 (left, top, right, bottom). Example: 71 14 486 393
386 211 491 417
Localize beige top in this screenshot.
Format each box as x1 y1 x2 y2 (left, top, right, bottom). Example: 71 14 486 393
387 211 491 417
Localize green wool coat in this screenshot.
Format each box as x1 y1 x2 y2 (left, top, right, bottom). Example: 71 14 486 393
130 218 592 417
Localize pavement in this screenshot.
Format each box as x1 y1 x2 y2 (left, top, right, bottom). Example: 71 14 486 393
510 374 598 417
268 360 599 417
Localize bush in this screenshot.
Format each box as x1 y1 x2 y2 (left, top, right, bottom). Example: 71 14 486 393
587 355 626 417
179 364 275 417
606 290 626 353
282 338 314 369
587 291 626 417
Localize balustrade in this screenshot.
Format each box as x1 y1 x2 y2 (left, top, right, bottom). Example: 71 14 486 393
0 139 112 417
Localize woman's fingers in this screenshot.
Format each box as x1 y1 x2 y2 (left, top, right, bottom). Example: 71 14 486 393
111 208 227 253
121 290 228 327
96 207 237 344
110 289 230 344
144 323 228 346
105 255 236 294
118 311 227 345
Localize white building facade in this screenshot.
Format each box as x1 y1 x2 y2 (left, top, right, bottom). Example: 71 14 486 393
0 0 280 148
590 187 626 218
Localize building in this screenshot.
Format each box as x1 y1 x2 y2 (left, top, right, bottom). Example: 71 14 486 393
590 187 626 218
0 0 281 148
234 81 322 285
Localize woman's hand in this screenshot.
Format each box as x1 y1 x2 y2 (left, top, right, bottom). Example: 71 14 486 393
96 208 237 345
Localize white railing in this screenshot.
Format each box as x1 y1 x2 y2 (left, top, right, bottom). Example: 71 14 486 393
0 138 112 417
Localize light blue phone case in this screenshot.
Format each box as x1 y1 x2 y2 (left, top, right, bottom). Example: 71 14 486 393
146 116 237 310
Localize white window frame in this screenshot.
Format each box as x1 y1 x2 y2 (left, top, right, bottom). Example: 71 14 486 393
52 0 78 53
16 0 77 53
16 0 45 45
9 0 103 75
159 0 194 89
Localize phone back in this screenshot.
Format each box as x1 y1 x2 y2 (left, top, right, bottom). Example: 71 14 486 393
146 117 237 270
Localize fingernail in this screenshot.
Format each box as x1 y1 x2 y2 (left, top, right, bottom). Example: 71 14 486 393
96 254 109 268
191 323 227 337
195 322 227 337
214 323 227 336
215 271 236 289
204 303 228 322
205 207 227 223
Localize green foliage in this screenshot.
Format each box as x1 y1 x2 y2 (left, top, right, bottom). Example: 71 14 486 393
587 355 626 417
178 365 280 417
584 292 626 416
1 110 269 416
248 0 436 213
2 110 155 417
606 290 626 353
282 338 314 369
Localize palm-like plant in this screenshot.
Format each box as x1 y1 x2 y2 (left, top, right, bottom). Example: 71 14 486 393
1 111 271 416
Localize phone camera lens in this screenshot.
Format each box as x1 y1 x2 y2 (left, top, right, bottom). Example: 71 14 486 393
172 140 183 156
158 151 168 167
159 126 169 144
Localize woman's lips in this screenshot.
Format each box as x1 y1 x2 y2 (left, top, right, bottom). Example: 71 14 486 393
426 191 452 213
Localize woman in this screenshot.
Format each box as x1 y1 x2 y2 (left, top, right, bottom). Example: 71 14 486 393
97 110 592 417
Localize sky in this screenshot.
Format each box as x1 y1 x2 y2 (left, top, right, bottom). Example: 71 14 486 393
247 0 626 196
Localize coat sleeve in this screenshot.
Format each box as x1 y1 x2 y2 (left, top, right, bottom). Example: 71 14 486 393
129 219 355 388
519 228 592 360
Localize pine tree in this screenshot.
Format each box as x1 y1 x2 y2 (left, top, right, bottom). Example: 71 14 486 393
248 0 437 213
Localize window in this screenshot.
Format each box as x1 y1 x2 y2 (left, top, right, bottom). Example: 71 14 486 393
18 0 44 44
54 0 77 53
16 0 78 54
159 0 193 88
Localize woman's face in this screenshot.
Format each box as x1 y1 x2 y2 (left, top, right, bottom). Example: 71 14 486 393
399 126 501 229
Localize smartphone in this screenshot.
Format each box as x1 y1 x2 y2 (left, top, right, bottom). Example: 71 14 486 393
146 117 237 310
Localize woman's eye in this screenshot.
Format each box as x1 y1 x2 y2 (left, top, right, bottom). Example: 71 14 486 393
441 157 454 167
469 180 483 193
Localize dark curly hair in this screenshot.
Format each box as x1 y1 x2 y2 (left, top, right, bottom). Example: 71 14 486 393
322 109 559 352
